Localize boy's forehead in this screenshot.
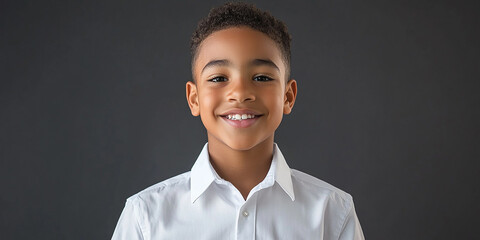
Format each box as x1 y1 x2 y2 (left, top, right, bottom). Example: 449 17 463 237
194 27 285 72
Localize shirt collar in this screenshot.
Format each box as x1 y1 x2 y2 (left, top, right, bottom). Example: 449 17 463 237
190 143 295 203
190 143 216 203
273 143 295 201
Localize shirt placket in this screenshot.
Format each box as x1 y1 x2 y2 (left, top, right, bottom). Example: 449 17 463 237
235 194 257 240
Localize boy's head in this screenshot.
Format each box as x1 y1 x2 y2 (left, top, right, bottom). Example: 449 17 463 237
190 2 292 81
186 2 297 151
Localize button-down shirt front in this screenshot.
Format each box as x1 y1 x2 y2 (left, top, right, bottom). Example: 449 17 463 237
112 143 364 239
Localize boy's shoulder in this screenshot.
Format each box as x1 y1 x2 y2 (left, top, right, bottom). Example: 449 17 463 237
126 171 191 202
290 168 353 204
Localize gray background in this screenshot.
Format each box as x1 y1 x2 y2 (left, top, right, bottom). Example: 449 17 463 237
1 0 479 239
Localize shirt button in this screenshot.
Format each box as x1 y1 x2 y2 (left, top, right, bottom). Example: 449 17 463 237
242 211 249 217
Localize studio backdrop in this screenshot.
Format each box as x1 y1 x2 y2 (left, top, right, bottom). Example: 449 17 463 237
1 0 479 239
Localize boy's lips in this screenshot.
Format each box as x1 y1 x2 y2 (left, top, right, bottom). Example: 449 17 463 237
218 109 263 128
219 109 263 116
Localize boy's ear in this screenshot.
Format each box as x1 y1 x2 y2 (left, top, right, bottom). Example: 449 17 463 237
186 81 200 116
283 79 297 114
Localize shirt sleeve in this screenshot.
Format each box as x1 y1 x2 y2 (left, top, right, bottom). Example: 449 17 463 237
338 203 365 240
111 198 144 240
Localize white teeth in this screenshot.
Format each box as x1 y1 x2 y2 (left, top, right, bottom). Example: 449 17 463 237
226 114 256 120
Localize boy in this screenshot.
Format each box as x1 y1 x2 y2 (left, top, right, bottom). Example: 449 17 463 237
112 2 364 239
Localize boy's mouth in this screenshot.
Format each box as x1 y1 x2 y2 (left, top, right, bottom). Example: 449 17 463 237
220 114 262 128
219 110 263 128
225 113 258 121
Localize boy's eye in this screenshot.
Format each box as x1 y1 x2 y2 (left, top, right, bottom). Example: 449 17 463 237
208 76 227 82
253 75 273 82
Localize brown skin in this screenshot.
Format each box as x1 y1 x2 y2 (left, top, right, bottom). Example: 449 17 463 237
186 27 297 200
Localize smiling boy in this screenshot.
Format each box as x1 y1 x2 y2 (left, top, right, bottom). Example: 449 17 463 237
112 2 364 239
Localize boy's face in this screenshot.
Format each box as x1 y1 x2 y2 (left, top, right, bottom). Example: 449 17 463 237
186 27 297 151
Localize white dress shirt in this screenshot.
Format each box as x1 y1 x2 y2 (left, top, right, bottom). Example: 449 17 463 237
112 143 364 240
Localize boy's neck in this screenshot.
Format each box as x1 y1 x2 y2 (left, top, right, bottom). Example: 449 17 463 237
207 135 274 200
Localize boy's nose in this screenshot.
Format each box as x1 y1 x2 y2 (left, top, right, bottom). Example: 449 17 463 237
227 79 256 103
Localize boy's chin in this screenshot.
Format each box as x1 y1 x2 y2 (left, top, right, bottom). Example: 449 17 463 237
224 141 261 151
213 135 274 152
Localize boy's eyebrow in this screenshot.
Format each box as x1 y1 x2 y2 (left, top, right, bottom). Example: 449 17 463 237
250 59 280 72
201 58 280 74
201 59 231 74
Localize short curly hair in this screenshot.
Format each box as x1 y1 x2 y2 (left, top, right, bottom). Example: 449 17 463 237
190 2 292 80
